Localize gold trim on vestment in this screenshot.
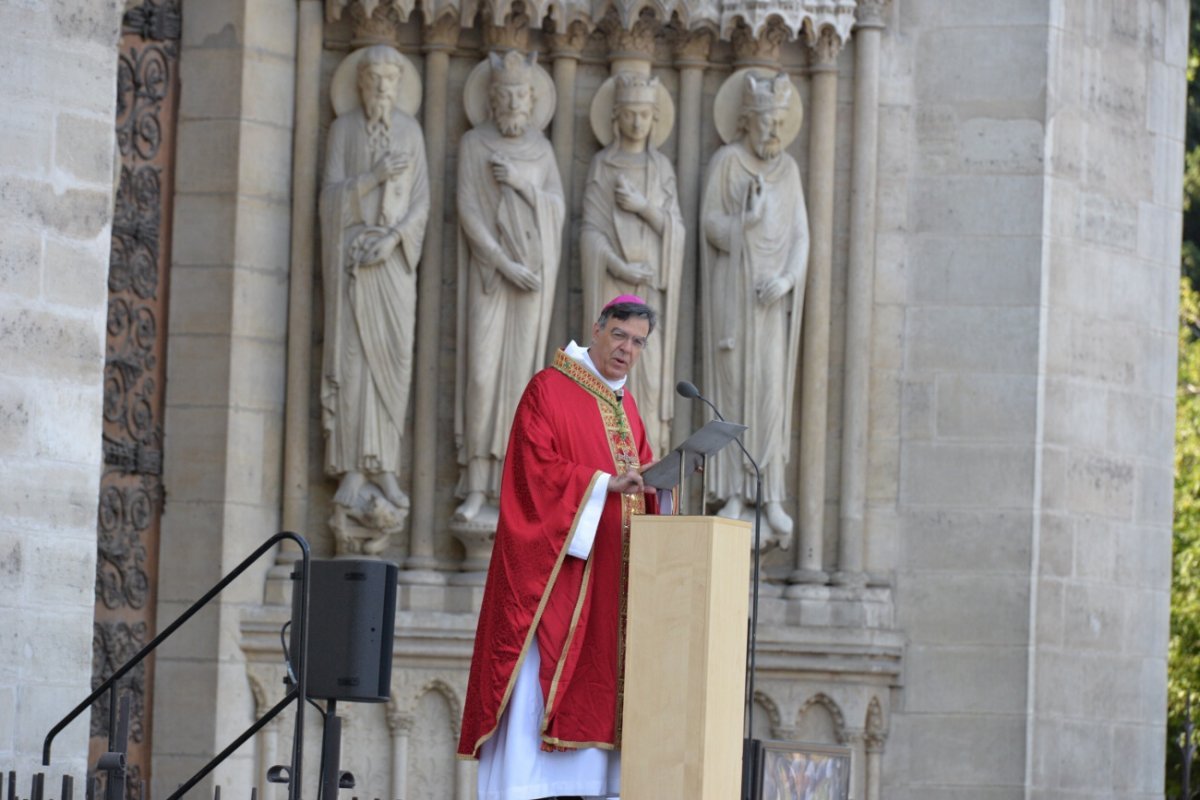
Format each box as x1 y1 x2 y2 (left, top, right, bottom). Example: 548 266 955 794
467 469 603 758
541 549 594 740
551 348 646 748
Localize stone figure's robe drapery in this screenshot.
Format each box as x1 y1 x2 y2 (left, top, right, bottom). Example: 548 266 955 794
455 123 565 498
459 349 656 759
581 146 685 457
319 108 429 476
701 140 809 503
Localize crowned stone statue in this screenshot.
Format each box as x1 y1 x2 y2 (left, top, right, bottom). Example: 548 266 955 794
701 70 809 549
581 72 685 458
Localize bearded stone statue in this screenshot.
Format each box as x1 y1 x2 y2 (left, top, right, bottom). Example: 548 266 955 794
319 44 429 540
453 50 564 530
701 70 809 548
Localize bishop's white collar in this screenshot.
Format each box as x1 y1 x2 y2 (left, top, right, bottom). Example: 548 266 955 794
564 340 627 394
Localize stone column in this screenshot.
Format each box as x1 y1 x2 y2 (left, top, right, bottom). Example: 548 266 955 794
456 757 475 800
865 734 885 800
670 28 713 450
404 13 459 582
790 27 842 588
386 706 413 800
841 729 865 800
269 0 323 605
547 23 588 351
834 2 887 587
248 670 280 800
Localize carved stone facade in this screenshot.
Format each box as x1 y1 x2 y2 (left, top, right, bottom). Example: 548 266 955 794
0 2 1185 800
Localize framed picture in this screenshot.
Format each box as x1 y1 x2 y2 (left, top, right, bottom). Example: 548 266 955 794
756 739 852 800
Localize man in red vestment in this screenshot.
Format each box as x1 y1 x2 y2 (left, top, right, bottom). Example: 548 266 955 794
459 296 660 800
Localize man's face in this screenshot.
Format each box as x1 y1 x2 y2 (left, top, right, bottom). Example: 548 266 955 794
590 316 651 381
745 107 786 161
491 84 533 137
360 63 402 118
615 103 654 146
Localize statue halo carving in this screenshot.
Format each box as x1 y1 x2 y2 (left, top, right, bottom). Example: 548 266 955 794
588 74 676 149
463 54 557 131
331 46 423 117
712 67 804 147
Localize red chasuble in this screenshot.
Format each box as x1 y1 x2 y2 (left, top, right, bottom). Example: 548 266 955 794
458 349 658 758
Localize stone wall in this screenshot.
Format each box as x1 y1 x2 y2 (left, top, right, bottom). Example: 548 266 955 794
0 0 120 783
884 1 1184 798
150 0 297 794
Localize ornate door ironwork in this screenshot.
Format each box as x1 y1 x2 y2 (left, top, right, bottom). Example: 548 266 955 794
92 1 182 794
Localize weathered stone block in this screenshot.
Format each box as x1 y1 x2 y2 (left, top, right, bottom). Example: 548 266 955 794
241 50 296 128
907 306 1039 375
48 0 121 46
959 117 1044 173
1111 721 1168 794
165 333 233 407
228 338 286 412
904 644 1027 713
1061 583 1128 652
1073 517 1118 582
181 0 242 50
230 197 293 277
911 236 1042 307
0 461 101 534
935 373 1036 440
159 405 230 504
242 0 296 58
1147 58 1186 137
0 39 116 117
1042 376 1108 450
1030 717 1113 793
0 175 111 242
44 236 109 310
0 224 41 300
174 119 241 195
178 49 244 120
897 572 1029 645
901 442 1034 509
1065 451 1135 520
237 121 294 201
1135 461 1174 528
1035 576 1064 647
916 27 1048 116
885 712 1026 786
156 500 226 603
1137 199 1180 265
912 176 1045 237
0 112 52 177
148 658 220 754
168 265 234 335
54 112 115 186
902 509 1033 573
172 192 238 265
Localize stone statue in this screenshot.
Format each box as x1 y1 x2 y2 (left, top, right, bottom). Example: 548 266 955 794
700 70 808 548
581 72 685 457
319 45 429 533
454 50 564 526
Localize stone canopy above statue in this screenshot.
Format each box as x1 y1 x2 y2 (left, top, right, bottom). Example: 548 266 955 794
324 0 859 41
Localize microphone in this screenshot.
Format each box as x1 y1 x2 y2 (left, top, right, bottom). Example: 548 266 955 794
675 380 725 422
676 379 764 800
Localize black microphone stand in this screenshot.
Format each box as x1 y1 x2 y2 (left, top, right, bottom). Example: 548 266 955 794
676 381 763 800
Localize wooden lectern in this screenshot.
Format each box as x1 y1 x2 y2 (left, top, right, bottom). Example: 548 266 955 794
622 514 751 799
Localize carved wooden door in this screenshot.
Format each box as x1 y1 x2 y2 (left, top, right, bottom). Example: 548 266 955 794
91 1 181 794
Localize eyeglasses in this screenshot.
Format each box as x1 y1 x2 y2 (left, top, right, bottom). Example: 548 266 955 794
608 326 647 350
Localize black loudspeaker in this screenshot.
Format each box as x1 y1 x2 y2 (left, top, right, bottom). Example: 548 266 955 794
290 558 398 702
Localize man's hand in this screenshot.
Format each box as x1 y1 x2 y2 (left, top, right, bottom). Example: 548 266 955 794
498 258 541 291
373 151 410 185
608 467 646 496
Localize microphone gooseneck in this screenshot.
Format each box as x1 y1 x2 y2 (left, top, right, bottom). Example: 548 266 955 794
677 379 763 800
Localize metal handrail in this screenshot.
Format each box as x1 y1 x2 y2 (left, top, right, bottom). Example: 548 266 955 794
42 531 311 800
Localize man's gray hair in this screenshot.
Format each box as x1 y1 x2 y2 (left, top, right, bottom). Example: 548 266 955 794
597 301 657 335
